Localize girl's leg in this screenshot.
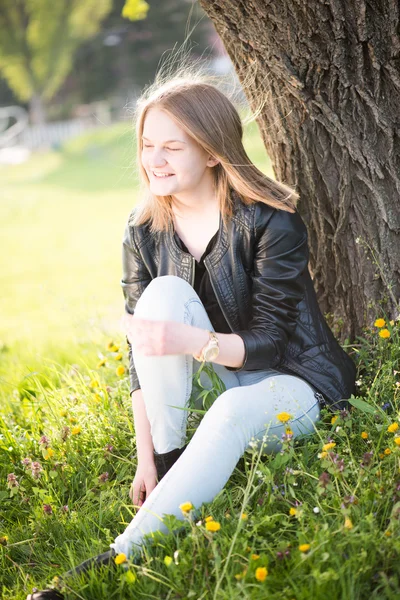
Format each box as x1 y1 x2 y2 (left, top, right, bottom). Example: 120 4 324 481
125 275 241 454
110 276 320 558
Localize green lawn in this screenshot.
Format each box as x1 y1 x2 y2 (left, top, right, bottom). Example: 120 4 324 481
1 118 400 599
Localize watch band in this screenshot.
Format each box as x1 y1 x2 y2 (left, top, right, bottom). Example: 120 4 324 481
193 331 219 362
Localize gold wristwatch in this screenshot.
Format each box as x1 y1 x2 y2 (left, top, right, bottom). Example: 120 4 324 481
193 331 220 362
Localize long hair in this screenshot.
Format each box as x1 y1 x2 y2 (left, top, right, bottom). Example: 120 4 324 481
130 71 299 233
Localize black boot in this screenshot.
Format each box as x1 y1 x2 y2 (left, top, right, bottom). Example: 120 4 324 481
64 548 117 577
153 442 189 482
27 592 64 600
26 549 119 600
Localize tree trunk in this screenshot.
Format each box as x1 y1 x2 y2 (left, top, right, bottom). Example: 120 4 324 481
29 93 46 126
199 0 400 341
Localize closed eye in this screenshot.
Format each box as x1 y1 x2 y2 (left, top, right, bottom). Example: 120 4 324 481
143 145 181 151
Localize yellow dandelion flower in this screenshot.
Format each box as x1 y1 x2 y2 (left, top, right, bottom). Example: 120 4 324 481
384 530 392 537
164 555 173 566
322 442 336 451
114 553 127 565
205 521 221 532
59 409 67 417
97 358 106 368
43 447 55 460
344 517 353 529
0 536 8 546
109 344 119 353
384 448 392 455
374 318 386 328
205 516 214 522
285 427 294 435
116 365 125 376
387 422 399 433
255 566 268 581
379 329 391 339
179 501 193 513
71 426 81 435
394 437 400 446
289 507 297 516
69 416 77 424
90 379 100 388
234 568 247 580
241 513 248 520
251 554 260 560
331 415 338 425
125 570 136 583
276 411 293 423
299 544 311 553
107 340 115 350
361 431 368 439
318 451 328 459
115 353 123 361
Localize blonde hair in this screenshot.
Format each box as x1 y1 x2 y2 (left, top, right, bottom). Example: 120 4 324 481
130 65 299 233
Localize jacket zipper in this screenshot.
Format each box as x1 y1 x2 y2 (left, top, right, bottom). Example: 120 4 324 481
191 256 195 288
204 260 235 333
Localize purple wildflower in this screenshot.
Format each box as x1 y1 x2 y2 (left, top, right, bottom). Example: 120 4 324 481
318 472 331 489
361 452 373 468
61 426 70 442
98 472 109 483
31 461 43 479
7 473 19 489
39 435 50 447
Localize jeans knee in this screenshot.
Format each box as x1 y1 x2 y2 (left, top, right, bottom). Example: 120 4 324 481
135 276 193 318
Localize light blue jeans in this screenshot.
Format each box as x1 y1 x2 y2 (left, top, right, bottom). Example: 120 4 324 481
111 276 320 557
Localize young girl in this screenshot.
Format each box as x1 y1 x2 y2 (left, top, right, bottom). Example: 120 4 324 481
28 75 356 599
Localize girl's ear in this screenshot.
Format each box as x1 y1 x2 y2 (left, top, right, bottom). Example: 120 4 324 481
207 156 220 167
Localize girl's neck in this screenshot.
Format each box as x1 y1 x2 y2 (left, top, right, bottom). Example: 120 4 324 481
171 195 219 220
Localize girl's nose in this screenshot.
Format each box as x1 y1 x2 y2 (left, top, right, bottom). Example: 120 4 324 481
149 149 167 168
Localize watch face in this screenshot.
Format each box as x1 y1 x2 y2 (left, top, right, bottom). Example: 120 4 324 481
204 346 219 361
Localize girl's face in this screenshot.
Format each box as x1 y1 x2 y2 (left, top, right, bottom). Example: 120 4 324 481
141 107 218 198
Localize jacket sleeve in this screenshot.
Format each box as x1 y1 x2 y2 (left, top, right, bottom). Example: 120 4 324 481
226 206 309 372
121 218 152 395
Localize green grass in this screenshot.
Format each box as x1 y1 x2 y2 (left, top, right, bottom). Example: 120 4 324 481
1 119 400 599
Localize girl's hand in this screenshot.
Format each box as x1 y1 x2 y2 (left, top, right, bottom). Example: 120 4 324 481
129 462 158 509
122 314 206 356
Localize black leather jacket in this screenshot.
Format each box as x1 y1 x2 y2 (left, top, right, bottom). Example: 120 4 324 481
121 191 357 411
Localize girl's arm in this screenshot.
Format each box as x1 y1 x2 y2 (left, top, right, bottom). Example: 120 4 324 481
131 388 154 463
121 215 152 396
191 328 246 370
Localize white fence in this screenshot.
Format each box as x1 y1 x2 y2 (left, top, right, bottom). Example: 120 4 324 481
0 103 112 153
19 117 96 150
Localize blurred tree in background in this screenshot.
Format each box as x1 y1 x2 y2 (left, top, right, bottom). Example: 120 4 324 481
0 0 114 123
0 0 216 123
0 0 145 124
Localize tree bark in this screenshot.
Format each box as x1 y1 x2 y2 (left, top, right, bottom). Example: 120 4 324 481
199 0 400 341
